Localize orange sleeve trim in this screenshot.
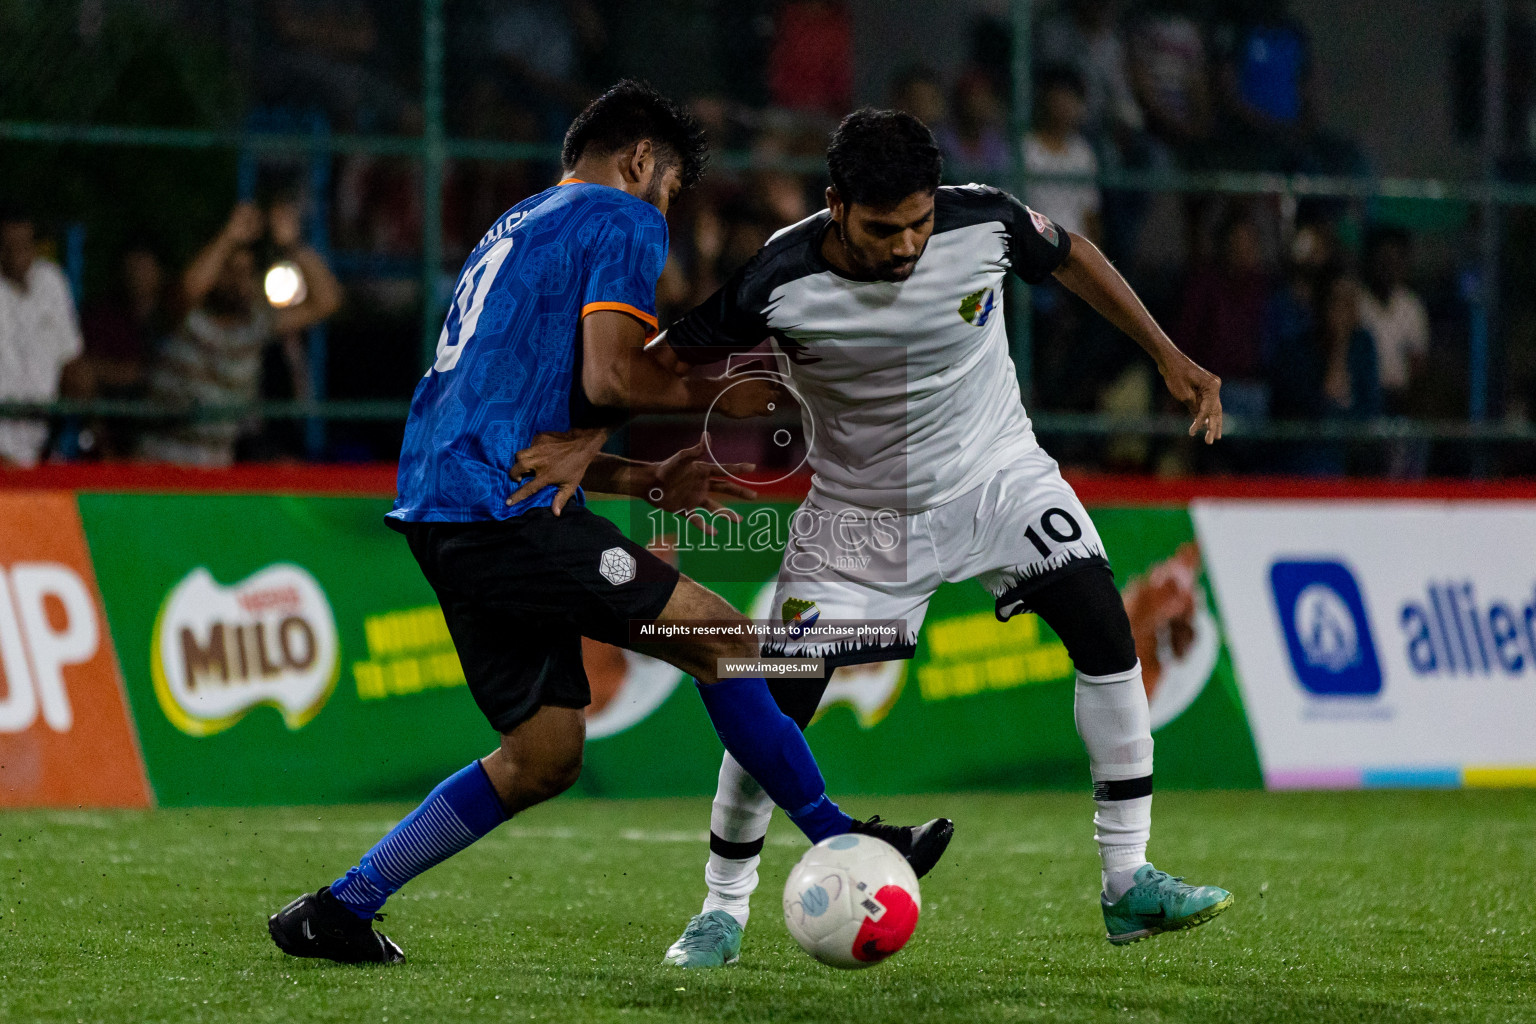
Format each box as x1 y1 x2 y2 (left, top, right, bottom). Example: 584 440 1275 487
557 177 587 185
581 301 660 336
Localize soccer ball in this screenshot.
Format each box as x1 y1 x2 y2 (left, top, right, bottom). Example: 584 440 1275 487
782 833 921 969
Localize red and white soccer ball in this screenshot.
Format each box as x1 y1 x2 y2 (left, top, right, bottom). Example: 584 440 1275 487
782 833 921 969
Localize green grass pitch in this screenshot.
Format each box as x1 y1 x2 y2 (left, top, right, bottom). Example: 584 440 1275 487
3 790 1533 1023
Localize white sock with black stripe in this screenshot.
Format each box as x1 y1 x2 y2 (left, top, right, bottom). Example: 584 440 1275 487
700 752 774 927
1074 661 1154 902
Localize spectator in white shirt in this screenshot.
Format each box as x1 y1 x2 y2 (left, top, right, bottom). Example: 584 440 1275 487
1357 226 1429 414
1023 66 1103 243
0 204 83 467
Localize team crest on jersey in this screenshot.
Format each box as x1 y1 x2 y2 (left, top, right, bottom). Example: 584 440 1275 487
958 287 996 326
782 597 820 639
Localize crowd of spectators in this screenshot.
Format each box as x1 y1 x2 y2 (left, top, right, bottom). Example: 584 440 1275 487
1015 0 1470 476
0 0 1525 477
0 199 341 468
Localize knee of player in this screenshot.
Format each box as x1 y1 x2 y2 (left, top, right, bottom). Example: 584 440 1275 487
692 633 759 684
1071 619 1137 678
526 748 584 801
1029 564 1138 677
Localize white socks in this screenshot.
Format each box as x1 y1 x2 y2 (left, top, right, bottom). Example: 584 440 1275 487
1074 661 1154 902
697 664 1156 918
700 752 774 927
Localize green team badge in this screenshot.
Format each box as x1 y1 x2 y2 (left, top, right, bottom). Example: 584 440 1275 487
958 287 997 326
782 597 820 638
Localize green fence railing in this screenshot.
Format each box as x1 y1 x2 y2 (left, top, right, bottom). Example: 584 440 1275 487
2 0 1531 465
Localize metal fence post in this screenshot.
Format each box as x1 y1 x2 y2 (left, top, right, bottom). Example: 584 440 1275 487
420 0 447 372
1010 0 1034 406
306 111 332 459
1474 0 1505 430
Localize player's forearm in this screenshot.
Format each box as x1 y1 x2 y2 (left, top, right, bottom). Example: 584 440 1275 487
580 453 657 497
586 349 723 413
1053 233 1186 371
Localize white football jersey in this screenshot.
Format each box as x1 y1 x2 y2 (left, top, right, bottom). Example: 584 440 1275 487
667 185 1071 512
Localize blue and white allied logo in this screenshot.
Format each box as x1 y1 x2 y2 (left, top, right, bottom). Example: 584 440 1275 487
1270 560 1382 696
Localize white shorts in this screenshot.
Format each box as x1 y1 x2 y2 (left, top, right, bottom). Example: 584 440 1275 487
762 448 1106 667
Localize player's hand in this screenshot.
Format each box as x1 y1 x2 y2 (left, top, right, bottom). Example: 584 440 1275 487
224 203 264 245
647 434 757 535
1160 355 1223 444
710 367 788 419
506 428 608 514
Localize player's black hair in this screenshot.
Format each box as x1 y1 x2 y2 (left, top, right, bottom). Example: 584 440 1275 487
1037 64 1086 100
561 79 708 190
826 108 943 210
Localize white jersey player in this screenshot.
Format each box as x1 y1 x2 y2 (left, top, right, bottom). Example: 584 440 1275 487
515 108 1233 960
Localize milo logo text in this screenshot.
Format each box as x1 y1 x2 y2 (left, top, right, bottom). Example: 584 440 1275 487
152 564 339 736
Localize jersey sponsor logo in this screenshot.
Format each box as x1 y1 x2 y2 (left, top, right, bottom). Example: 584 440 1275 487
151 564 340 736
1270 560 1382 696
958 287 996 326
598 547 637 586
1027 207 1060 246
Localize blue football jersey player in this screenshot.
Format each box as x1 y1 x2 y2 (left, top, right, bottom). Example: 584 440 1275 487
270 81 951 967
389 177 669 522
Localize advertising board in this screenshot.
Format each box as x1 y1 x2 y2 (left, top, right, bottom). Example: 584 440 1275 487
1194 501 1536 788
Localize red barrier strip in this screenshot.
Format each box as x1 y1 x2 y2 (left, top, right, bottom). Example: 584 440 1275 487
0 463 400 496
2 463 1533 501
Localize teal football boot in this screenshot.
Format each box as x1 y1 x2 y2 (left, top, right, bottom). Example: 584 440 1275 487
664 910 743 968
1102 865 1233 945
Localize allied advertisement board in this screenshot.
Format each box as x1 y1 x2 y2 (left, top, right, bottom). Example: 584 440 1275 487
3 476 1532 807
1194 501 1536 789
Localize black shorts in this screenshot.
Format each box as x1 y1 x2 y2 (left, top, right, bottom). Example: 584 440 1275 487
392 506 679 733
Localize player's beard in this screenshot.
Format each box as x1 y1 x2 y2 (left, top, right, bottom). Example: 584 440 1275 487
838 223 921 282
640 165 671 209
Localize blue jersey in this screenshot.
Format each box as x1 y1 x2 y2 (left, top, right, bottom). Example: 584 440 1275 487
389 180 668 523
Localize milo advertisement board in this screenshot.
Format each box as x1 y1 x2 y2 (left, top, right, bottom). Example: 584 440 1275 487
80 494 492 806
76 492 1261 807
578 501 1261 798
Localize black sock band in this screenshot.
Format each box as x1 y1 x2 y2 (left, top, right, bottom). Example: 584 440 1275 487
709 831 766 860
1093 775 1154 801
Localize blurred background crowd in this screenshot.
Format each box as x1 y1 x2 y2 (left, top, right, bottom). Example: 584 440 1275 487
2 0 1534 478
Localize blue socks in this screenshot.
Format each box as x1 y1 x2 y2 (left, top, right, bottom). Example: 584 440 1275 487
694 675 852 842
330 760 507 918
328 678 850 919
